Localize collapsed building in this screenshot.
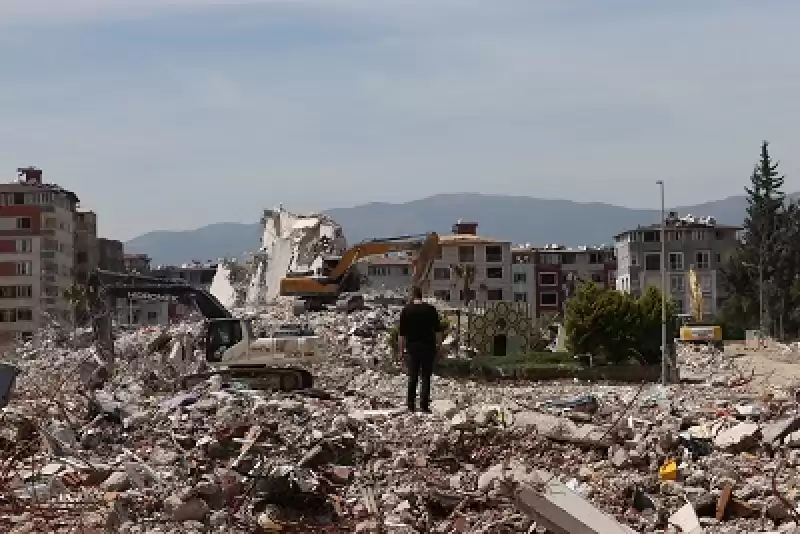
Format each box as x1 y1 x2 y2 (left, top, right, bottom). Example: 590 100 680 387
209 206 346 309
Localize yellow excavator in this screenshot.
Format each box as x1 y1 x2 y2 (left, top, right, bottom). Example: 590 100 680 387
280 232 440 312
678 267 723 349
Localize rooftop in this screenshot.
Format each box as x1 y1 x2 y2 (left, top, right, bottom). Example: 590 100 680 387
439 234 504 245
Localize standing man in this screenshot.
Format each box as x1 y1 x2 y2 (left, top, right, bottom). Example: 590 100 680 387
397 286 444 413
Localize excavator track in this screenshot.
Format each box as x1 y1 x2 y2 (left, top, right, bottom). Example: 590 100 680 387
182 367 313 391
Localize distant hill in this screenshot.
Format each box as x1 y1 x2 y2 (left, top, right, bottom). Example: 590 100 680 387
124 192 758 265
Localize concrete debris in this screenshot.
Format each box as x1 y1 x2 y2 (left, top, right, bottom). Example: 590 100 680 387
4 306 800 532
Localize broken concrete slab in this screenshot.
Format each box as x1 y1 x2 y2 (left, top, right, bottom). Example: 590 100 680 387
514 469 637 534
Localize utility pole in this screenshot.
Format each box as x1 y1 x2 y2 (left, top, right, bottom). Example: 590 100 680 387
656 180 668 385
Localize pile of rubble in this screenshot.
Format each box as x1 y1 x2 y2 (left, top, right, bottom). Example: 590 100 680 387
3 306 800 533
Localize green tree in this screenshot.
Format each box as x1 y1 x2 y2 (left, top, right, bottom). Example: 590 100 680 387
722 140 791 336
565 282 675 365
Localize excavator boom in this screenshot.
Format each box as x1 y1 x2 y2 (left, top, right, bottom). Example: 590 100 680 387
280 232 439 306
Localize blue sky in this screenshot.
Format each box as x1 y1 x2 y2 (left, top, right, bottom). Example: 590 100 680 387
1 0 799 240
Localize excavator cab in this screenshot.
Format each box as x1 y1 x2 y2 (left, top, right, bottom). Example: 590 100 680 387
204 318 251 363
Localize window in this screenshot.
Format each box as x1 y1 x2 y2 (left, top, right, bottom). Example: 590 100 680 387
17 285 32 298
630 253 639 267
673 298 684 314
591 272 603 283
16 218 31 230
485 246 503 263
672 231 684 241
513 272 527 283
668 252 684 271
0 286 14 298
608 271 616 285
561 253 576 265
643 231 660 242
589 252 603 264
433 267 450 280
670 274 685 293
539 272 557 286
401 266 409 276
540 254 560 265
77 252 88 264
694 251 710 269
15 261 31 276
0 309 15 322
644 253 661 271
692 230 706 241
458 246 474 262
514 292 527 302
487 289 503 301
16 309 32 321
699 273 712 293
147 311 158 321
433 290 450 301
16 239 31 253
459 289 476 302
44 217 57 229
539 292 558 306
486 267 503 279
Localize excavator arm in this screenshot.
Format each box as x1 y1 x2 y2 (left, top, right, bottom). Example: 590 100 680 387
87 270 232 319
328 233 439 281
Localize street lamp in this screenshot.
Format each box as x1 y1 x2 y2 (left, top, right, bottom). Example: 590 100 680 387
656 180 667 385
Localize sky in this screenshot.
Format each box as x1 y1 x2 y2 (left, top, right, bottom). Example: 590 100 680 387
1 0 799 240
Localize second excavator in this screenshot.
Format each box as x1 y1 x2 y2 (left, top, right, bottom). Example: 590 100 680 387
280 232 440 312
88 270 320 391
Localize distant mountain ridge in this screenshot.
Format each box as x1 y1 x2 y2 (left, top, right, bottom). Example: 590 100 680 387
124 192 761 265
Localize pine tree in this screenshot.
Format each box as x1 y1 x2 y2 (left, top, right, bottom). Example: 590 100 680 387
743 140 785 250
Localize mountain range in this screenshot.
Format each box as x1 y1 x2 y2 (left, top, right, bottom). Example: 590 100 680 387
124 192 761 266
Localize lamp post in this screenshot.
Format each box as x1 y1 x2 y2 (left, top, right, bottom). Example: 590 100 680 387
656 180 667 385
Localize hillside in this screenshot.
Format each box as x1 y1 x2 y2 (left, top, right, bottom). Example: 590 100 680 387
124 192 754 265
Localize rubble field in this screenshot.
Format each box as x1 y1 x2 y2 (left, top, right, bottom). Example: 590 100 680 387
3 302 800 533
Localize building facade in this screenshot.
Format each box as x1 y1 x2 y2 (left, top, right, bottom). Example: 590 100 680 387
358 256 412 291
511 245 617 317
98 238 124 272
614 214 742 316
510 248 536 308
151 262 217 289
427 221 513 306
124 254 151 274
0 168 79 339
74 211 98 285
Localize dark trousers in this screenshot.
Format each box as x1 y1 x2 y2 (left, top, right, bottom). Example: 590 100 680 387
406 349 434 412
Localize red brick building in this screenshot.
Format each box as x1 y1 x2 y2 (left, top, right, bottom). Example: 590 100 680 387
530 245 617 316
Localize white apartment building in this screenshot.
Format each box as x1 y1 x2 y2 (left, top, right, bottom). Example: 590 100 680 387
427 221 512 306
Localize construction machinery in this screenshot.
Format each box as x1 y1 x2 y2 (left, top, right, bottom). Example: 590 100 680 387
280 232 440 312
87 270 318 390
678 267 723 348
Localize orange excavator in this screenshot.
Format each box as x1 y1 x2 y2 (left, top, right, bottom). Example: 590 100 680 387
280 232 439 312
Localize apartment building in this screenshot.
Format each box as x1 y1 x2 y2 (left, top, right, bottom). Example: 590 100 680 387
0 167 78 339
512 245 616 317
427 221 512 305
614 213 742 316
152 262 217 289
124 254 151 274
510 248 536 307
74 211 98 285
358 256 412 291
97 238 124 272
